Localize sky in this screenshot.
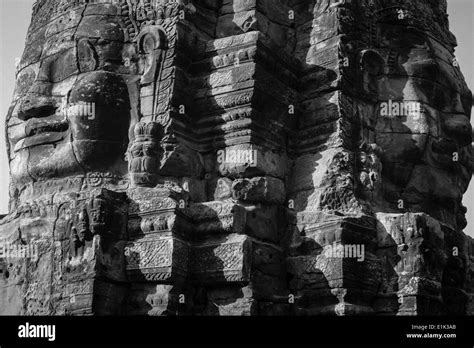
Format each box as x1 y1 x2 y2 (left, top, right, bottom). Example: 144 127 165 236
0 0 473 236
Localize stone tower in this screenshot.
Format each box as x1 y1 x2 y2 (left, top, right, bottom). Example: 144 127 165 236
0 0 473 315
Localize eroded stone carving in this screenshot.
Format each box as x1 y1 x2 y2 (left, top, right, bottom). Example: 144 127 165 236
1 0 473 316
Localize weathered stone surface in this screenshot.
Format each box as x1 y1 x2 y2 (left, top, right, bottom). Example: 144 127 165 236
0 0 473 316
232 177 285 204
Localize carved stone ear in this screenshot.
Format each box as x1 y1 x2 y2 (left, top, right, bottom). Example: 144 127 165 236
359 50 384 94
136 26 167 84
77 39 99 73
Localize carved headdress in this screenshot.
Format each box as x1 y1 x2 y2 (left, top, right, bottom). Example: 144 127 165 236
366 0 456 48
119 0 196 40
31 0 196 40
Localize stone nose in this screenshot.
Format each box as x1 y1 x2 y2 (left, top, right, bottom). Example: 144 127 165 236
443 114 473 147
17 94 58 121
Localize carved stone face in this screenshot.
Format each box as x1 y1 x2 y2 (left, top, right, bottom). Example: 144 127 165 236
6 4 131 185
373 26 472 213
